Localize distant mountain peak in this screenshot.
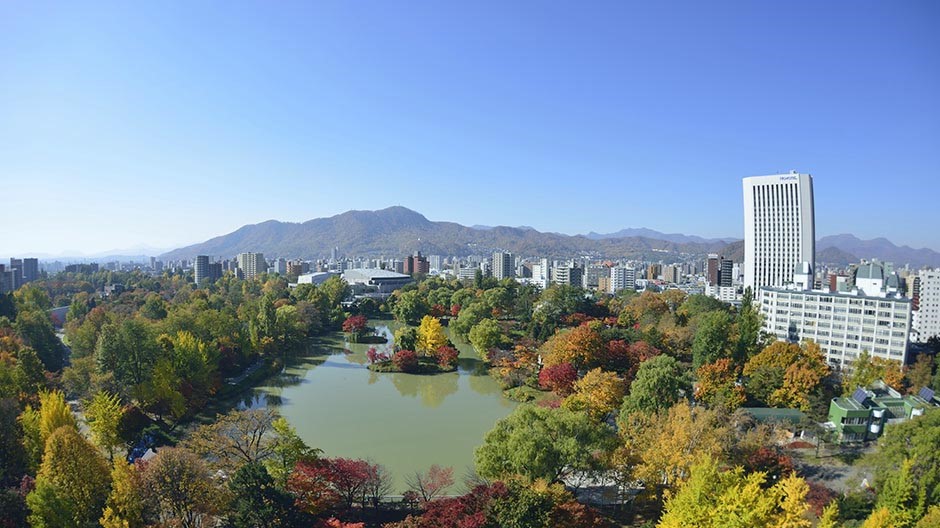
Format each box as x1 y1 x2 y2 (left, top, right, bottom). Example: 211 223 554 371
157 207 940 268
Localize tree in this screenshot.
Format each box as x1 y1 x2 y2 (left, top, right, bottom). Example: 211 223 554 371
562 368 626 420
394 326 418 352
620 355 691 416
0 399 26 487
436 346 459 369
14 309 63 371
864 409 940 517
265 416 321 489
100 459 145 528
734 287 765 363
416 316 448 356
475 405 616 482
288 460 340 515
392 290 429 325
26 425 111 528
85 390 124 461
141 447 222 528
617 402 732 501
406 465 454 503
342 315 369 342
695 359 746 412
362 461 394 509
186 407 278 473
691 311 733 369
538 363 578 396
905 354 935 393
322 458 374 509
228 462 299 528
657 456 812 528
540 322 606 370
392 350 419 373
468 318 505 359
743 340 829 410
38 389 77 443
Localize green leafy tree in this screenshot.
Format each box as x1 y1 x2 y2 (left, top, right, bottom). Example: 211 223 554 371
264 416 321 489
620 355 691 417
0 398 27 487
394 326 418 352
734 287 765 363
392 290 430 325
691 310 733 369
864 409 940 516
228 462 299 528
26 425 111 528
14 309 63 371
475 405 616 482
469 318 505 359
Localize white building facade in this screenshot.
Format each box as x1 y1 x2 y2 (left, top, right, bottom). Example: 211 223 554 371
609 266 636 293
743 172 815 292
913 269 940 342
759 287 911 371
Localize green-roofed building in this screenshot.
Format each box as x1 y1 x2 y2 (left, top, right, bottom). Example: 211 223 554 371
828 381 938 442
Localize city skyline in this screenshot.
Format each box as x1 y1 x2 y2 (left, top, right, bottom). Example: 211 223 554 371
2 1 938 255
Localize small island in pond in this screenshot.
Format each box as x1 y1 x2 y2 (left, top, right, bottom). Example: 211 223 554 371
359 316 460 374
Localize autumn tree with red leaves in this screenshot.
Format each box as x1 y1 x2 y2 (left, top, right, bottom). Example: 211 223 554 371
538 363 578 396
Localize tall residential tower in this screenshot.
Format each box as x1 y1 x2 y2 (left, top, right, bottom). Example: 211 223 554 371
743 172 815 292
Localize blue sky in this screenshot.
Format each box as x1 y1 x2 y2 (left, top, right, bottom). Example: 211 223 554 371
1 1 938 256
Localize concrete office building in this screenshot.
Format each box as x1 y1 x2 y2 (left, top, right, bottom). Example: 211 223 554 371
492 252 514 280
237 252 266 280
913 269 940 342
21 258 38 283
194 255 210 286
743 172 815 292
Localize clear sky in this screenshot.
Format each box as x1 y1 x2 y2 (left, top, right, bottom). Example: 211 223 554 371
1 1 938 256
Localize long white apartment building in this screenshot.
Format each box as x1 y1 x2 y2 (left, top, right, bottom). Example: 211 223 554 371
759 262 911 371
743 172 815 292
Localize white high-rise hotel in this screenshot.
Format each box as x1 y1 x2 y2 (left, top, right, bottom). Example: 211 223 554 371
743 171 815 292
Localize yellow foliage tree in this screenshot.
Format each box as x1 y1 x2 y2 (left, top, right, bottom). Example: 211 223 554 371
861 508 893 528
695 359 746 412
416 316 448 357
744 340 829 411
540 322 606 369
617 402 732 501
658 457 812 528
38 389 77 443
562 368 626 420
100 459 145 528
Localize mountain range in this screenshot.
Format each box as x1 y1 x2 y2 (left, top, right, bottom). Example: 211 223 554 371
160 207 940 268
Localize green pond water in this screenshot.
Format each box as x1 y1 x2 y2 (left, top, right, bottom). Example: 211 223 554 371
246 321 517 491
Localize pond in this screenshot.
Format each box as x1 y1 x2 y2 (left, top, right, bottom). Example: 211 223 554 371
247 321 517 491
